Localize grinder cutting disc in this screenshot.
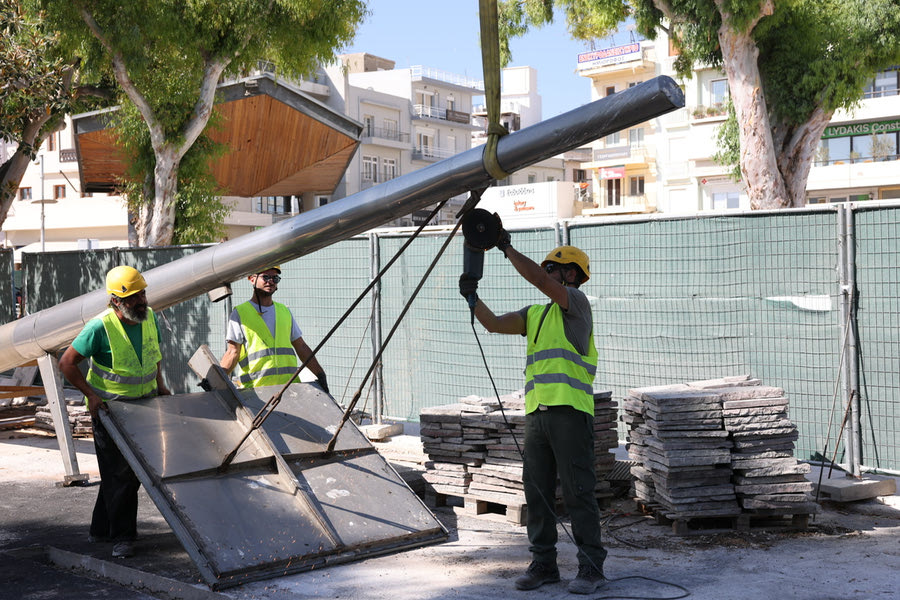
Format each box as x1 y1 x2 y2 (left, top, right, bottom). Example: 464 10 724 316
461 208 503 251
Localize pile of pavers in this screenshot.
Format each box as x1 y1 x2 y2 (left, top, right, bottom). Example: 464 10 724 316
624 375 816 530
420 390 618 522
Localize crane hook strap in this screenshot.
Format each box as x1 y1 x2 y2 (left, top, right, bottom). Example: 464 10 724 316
479 0 510 181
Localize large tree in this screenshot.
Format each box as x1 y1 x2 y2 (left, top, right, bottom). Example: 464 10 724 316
40 0 367 246
0 0 86 231
500 0 900 209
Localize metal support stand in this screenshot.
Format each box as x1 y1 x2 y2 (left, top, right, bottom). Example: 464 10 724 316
837 206 861 476
37 353 90 486
370 232 384 425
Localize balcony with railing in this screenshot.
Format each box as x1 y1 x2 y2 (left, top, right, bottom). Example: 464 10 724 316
582 194 655 216
361 127 411 144
409 66 484 90
59 148 78 162
410 146 457 162
361 170 400 190
413 104 471 124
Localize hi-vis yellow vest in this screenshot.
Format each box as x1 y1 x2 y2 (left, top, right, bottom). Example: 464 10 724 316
235 301 299 388
86 308 161 403
524 303 598 415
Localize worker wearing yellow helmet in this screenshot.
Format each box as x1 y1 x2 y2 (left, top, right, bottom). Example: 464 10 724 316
220 265 328 393
59 265 171 560
459 225 605 594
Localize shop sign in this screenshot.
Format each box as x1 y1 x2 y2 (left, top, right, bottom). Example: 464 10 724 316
577 43 641 71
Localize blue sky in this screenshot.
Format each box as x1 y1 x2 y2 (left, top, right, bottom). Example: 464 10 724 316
344 1 635 120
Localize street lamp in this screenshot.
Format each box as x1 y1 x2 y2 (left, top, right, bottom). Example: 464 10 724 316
30 155 57 252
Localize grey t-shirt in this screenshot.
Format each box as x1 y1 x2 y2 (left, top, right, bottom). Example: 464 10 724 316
516 286 592 356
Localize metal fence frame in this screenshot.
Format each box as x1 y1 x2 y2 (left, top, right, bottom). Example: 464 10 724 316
6 202 899 475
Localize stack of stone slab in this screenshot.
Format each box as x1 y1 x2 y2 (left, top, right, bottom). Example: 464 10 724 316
711 384 817 515
34 399 92 437
625 383 738 519
625 376 816 523
420 390 618 508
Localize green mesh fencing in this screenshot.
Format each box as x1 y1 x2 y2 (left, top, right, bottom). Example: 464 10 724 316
23 246 215 394
14 205 900 473
0 249 14 325
570 210 843 466
853 206 900 472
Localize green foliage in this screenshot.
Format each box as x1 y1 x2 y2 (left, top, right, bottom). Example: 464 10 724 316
115 100 230 244
712 100 742 181
498 0 629 65
0 0 71 157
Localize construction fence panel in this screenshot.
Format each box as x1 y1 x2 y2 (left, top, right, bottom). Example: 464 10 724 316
0 249 14 326
852 205 900 473
570 210 844 465
264 239 375 407
375 227 559 422
23 245 217 394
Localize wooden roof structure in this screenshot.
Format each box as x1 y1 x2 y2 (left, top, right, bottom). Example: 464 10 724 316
72 74 361 197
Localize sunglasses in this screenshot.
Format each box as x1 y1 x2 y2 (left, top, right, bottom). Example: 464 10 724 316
259 274 281 283
544 263 560 274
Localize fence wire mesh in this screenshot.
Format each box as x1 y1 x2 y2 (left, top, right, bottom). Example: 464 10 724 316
853 206 900 472
4 203 898 473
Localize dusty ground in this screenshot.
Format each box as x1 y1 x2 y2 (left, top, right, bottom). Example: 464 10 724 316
1 420 899 600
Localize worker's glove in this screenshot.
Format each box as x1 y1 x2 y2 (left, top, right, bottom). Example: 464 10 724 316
459 273 479 305
493 214 511 257
317 373 329 395
459 273 478 300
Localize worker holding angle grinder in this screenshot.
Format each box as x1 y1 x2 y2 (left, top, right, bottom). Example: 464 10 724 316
458 209 606 594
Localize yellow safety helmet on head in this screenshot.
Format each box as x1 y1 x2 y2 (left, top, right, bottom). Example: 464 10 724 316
106 265 147 298
542 246 591 282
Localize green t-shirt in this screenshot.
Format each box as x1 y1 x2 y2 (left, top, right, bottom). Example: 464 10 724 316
72 315 159 368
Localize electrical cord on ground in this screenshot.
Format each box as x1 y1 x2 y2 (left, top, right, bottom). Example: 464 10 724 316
467 312 691 600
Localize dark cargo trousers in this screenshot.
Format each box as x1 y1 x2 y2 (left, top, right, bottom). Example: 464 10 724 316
522 404 607 570
89 415 140 542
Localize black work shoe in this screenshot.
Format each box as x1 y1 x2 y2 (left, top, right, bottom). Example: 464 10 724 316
514 561 561 590
567 564 606 594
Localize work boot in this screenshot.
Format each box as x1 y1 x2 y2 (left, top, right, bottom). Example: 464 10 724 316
514 561 560 590
567 564 606 594
111 541 135 558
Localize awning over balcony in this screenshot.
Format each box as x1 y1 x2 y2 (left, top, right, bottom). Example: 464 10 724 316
72 74 362 197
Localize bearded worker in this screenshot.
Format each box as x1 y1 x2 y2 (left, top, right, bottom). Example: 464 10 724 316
60 265 171 559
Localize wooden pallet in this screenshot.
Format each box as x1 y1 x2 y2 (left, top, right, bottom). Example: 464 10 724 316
424 490 530 526
636 500 810 535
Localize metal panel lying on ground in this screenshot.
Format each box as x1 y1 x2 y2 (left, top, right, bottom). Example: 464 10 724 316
101 376 447 589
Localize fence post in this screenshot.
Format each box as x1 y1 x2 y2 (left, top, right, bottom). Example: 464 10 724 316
369 232 384 424
838 205 861 475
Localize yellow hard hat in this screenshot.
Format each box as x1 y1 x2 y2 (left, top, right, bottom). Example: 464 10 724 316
106 265 147 298
542 246 591 282
257 265 280 273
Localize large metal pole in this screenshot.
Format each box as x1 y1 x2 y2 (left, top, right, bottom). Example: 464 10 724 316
0 76 684 372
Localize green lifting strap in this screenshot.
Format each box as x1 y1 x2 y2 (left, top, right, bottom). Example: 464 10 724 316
479 0 510 181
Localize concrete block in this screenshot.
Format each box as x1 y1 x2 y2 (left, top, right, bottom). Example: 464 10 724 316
814 475 897 502
360 422 404 441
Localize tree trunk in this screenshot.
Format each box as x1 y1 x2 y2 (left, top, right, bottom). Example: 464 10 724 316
775 107 834 208
715 0 789 209
0 119 51 231
144 147 180 246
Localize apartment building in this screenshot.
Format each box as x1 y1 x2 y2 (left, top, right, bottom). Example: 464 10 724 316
2 117 129 263
807 68 900 203
321 53 485 226
576 33 900 214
